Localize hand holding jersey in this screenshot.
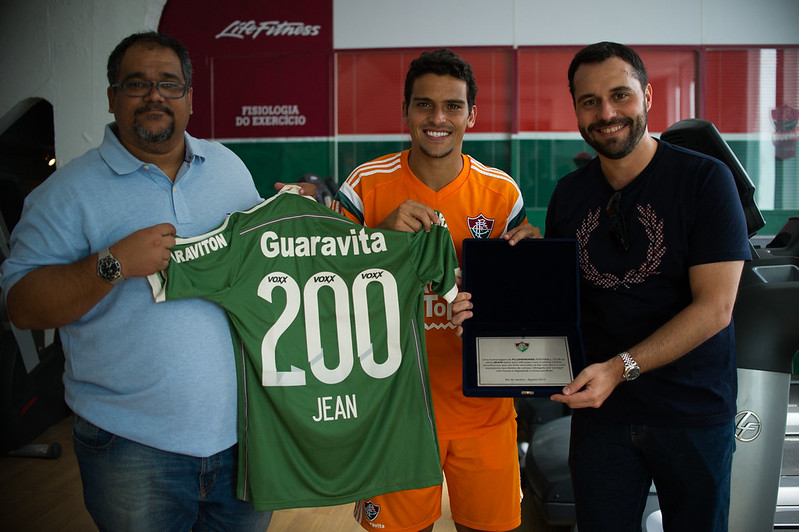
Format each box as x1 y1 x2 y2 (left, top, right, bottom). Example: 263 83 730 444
376 199 475 338
376 199 443 233
273 180 317 199
99 182 312 288
106 223 176 280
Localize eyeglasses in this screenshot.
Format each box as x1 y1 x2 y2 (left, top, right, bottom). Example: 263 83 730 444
111 79 189 99
606 191 629 251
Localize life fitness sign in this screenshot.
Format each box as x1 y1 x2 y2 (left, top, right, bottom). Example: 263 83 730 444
159 0 332 139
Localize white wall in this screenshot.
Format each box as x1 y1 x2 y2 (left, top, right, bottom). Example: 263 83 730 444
0 0 164 167
2 0 797 166
334 0 799 48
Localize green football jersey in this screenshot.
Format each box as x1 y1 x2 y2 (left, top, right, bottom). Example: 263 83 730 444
148 187 459 510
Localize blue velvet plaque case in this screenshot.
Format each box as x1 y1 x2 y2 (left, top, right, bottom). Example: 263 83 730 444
461 238 586 397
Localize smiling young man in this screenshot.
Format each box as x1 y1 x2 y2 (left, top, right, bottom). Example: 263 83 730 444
333 48 539 532
544 42 751 531
1 32 275 530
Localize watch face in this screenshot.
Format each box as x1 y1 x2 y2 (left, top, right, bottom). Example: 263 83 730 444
626 367 641 380
99 256 121 280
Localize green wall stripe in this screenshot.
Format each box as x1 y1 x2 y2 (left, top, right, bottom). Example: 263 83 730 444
223 138 798 236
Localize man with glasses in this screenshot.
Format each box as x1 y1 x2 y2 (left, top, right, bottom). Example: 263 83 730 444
1 32 282 530
544 42 750 531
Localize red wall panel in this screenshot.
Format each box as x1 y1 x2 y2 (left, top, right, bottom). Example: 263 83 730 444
705 50 754 134
337 48 513 135
160 0 333 139
518 49 579 133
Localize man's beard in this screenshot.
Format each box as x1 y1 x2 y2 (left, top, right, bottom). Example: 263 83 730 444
133 105 175 143
580 107 648 160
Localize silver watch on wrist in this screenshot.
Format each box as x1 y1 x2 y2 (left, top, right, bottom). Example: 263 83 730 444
619 351 640 381
97 247 124 285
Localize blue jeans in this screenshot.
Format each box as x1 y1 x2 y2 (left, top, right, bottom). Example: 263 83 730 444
72 415 271 532
569 412 734 532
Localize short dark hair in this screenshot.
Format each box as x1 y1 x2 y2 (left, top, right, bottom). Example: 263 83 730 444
567 42 647 103
404 48 478 109
107 31 192 87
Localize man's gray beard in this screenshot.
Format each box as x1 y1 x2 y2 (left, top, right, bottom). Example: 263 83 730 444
134 121 174 143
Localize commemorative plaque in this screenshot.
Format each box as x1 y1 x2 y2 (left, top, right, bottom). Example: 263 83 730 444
461 238 585 397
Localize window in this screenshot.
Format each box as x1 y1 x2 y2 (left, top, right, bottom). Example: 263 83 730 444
336 46 799 231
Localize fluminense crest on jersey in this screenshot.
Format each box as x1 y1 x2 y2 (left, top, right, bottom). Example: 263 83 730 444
365 500 381 521
467 213 495 239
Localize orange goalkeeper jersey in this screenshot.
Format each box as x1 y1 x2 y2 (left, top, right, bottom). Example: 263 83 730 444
332 150 527 439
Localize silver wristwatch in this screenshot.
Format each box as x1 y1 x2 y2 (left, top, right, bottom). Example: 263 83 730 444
97 247 124 285
619 351 640 381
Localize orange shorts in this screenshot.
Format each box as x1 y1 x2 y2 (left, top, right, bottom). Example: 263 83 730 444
353 419 521 532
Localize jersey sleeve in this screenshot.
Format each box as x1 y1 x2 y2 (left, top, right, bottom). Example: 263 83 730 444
408 224 460 304
148 215 239 304
507 187 528 231
331 174 365 224
472 157 528 233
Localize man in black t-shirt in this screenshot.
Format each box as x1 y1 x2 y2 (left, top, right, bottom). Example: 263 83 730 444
545 41 750 532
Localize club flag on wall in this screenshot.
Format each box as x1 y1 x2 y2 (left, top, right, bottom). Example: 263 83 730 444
771 105 799 160
159 0 332 140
